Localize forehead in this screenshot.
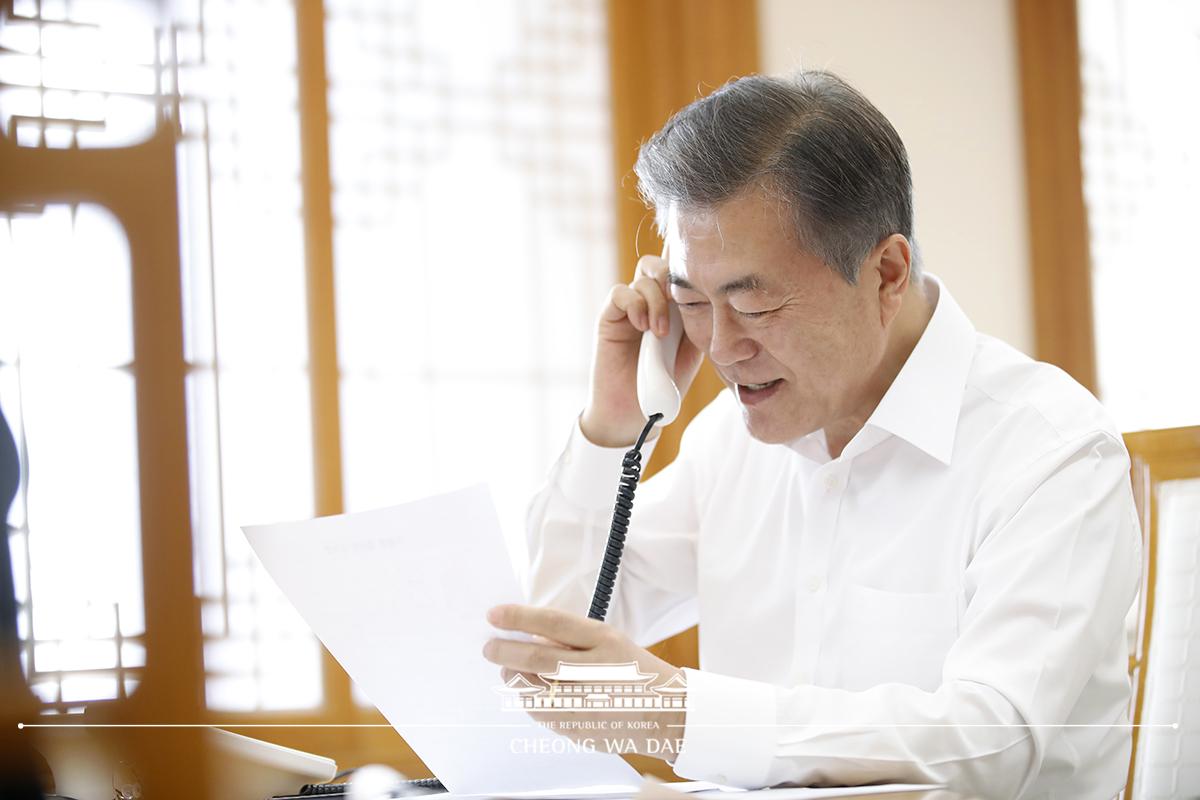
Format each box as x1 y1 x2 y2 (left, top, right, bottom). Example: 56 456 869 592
664 192 809 291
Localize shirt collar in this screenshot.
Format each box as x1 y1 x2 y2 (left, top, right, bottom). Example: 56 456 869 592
786 273 976 466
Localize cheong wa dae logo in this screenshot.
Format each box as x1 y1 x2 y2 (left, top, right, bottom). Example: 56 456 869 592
494 661 687 712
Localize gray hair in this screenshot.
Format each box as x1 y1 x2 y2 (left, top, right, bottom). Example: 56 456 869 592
634 70 920 284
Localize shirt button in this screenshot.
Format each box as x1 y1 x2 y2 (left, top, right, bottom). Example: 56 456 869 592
714 774 728 785
824 473 842 493
804 575 825 593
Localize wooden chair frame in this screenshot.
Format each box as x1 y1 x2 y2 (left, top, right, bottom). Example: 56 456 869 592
1121 425 1200 798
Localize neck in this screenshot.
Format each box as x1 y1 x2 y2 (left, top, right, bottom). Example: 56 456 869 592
824 276 937 459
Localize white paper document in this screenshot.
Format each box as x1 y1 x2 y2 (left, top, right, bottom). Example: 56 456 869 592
458 781 942 799
686 786 940 799
462 781 738 799
242 484 641 794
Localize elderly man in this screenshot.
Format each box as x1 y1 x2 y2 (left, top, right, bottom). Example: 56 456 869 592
482 71 1140 799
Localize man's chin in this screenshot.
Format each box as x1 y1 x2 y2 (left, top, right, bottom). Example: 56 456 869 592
738 407 815 445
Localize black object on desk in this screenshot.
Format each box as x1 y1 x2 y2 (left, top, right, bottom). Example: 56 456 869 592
271 776 446 799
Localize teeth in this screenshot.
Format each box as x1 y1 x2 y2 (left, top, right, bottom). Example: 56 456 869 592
742 381 776 391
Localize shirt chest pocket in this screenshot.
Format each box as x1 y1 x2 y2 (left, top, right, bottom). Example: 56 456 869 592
829 583 959 693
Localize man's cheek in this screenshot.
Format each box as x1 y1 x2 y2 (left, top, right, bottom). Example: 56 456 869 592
680 317 711 353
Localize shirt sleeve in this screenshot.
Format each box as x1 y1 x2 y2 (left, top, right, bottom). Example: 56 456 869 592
524 395 728 647
672 430 1141 799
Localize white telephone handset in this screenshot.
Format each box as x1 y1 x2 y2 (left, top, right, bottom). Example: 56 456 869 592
636 300 683 427
635 245 684 427
587 243 684 622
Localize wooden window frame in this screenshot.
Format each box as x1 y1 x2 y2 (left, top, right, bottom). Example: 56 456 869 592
2 0 765 789
1015 0 1098 393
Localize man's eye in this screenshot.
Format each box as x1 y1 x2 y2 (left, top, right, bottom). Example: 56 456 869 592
676 301 708 311
734 308 773 319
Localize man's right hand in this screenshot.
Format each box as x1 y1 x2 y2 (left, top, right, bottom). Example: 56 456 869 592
579 247 704 447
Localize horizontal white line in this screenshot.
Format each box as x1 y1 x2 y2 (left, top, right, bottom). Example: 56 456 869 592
665 723 1180 729
18 722 1180 729
17 723 525 729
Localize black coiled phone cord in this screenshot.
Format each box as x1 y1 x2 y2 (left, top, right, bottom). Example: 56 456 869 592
587 413 663 621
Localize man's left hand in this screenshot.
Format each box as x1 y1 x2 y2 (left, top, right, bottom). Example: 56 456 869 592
483 604 686 762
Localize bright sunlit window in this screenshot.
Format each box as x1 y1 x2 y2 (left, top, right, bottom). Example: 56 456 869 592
1079 0 1200 432
325 0 615 553
0 204 145 713
173 0 323 713
1 0 616 717
0 0 163 148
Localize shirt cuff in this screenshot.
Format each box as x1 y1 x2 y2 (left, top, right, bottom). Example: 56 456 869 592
672 667 777 787
554 416 660 511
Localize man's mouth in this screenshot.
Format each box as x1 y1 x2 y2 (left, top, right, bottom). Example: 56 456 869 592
734 378 783 405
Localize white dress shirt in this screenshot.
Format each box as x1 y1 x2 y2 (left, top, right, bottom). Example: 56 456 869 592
525 276 1141 799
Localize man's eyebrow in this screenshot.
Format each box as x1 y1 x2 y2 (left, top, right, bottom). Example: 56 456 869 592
667 271 768 296
666 272 694 289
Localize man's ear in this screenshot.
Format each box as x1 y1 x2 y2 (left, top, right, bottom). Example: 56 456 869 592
872 234 913 326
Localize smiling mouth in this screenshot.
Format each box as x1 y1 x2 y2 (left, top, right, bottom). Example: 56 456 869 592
734 379 783 406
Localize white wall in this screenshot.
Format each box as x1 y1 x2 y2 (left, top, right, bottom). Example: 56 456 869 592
758 0 1034 354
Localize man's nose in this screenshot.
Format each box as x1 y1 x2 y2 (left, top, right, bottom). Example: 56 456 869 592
707 308 757 367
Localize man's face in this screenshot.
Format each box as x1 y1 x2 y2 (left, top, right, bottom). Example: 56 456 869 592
666 191 890 444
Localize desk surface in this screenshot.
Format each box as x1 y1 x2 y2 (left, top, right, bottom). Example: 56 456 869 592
636 786 974 800
848 793 969 800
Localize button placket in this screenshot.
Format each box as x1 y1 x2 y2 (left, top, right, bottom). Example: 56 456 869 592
791 465 845 684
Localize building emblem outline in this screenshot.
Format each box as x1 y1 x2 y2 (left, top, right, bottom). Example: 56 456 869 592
494 660 687 712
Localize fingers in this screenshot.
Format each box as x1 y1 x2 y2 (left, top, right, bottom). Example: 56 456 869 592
633 252 669 283
601 281 668 337
498 665 545 691
487 604 606 649
601 246 674 336
483 636 581 675
634 276 669 337
601 283 649 330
